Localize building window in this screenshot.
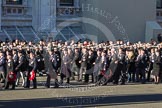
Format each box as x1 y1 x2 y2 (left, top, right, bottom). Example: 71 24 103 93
18 8 22 14
7 8 11 13
60 0 74 6
157 0 162 9
6 0 23 5
13 8 17 13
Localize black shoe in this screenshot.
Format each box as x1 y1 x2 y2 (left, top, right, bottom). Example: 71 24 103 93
154 82 159 85
113 81 118 85
83 82 88 84
39 73 43 76
32 87 37 89
15 85 18 87
90 81 94 83
4 87 9 90
24 86 30 88
78 80 82 82
113 83 118 85
120 82 125 85
54 82 59 88
45 85 50 88
141 82 146 84
54 85 59 88
66 81 70 84
10 88 15 90
71 77 75 80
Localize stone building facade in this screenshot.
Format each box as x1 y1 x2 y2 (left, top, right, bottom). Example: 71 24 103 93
0 0 160 42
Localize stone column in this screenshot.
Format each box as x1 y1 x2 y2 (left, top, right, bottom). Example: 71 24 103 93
3 0 6 5
32 0 37 31
23 0 28 5
0 0 2 31
32 0 57 34
50 0 57 32
57 0 60 7
74 0 79 8
32 0 41 32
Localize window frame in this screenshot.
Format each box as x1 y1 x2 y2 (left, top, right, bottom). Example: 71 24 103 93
6 0 23 5
157 0 162 9
59 0 74 6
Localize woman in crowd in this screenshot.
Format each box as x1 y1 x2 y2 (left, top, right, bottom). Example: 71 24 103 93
126 50 136 82
152 50 161 84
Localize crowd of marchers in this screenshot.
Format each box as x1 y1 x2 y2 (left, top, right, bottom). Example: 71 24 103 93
0 39 162 90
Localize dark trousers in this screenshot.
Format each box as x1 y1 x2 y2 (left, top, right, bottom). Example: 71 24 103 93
5 81 15 89
128 71 135 82
121 70 126 84
113 64 126 84
60 73 70 84
93 75 98 83
46 74 59 88
84 74 94 83
0 71 6 82
136 68 146 83
79 67 87 81
113 71 120 84
113 66 122 84
121 65 126 84
147 67 152 82
26 71 37 88
71 64 79 80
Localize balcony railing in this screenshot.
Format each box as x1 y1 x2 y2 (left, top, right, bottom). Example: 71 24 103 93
2 7 32 16
57 7 80 17
3 7 24 15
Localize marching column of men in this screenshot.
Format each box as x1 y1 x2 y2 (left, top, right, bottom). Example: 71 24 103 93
0 40 162 90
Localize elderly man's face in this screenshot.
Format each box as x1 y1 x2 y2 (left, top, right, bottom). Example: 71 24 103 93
18 52 22 57
0 52 3 57
48 50 53 55
30 53 34 59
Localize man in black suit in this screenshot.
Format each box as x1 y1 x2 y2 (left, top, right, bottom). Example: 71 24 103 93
93 49 102 83
35 48 45 76
15 51 27 87
79 48 88 82
85 49 95 83
135 49 147 84
116 48 126 85
109 48 119 85
71 48 80 80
